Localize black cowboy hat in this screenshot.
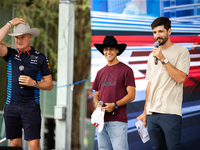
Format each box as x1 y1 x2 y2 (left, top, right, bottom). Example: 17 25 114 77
94 35 127 56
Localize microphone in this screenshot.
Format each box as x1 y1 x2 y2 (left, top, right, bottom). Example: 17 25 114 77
19 65 24 89
154 41 159 65
99 101 115 116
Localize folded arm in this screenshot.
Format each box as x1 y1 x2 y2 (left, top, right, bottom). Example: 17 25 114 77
105 86 135 113
152 47 187 84
19 74 53 90
162 62 187 84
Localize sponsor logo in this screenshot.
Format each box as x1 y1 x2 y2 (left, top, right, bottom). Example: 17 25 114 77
14 54 22 61
35 51 40 54
30 55 38 64
47 62 50 70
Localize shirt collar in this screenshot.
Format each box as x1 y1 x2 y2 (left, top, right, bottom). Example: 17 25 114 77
17 46 36 56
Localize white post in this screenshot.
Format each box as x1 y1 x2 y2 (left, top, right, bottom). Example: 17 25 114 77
55 0 75 149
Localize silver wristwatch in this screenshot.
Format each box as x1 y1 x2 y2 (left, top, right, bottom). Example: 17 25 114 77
34 81 38 88
162 58 169 64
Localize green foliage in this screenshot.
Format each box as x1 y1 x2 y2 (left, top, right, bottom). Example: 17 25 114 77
74 0 91 63
0 0 59 80
72 0 92 149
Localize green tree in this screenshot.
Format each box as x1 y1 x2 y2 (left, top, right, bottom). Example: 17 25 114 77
73 0 91 149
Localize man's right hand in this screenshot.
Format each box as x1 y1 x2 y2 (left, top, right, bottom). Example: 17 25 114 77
96 102 101 108
0 18 27 57
137 112 147 127
9 18 26 26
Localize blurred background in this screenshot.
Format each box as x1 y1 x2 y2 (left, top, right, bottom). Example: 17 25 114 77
0 0 200 150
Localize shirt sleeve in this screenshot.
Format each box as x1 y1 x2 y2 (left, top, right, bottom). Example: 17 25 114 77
176 47 190 75
2 47 12 62
41 54 51 76
124 67 136 87
92 72 99 91
145 52 152 82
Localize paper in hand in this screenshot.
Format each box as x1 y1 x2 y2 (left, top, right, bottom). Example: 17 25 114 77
135 120 150 143
91 107 105 133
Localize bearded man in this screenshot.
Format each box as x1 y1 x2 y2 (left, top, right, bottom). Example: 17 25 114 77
137 17 190 150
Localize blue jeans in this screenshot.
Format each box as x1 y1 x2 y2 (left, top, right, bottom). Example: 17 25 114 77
96 121 129 150
147 113 182 150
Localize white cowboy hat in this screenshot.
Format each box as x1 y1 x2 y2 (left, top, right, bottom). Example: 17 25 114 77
7 22 40 38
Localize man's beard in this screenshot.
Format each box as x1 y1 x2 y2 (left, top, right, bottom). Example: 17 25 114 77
155 36 169 45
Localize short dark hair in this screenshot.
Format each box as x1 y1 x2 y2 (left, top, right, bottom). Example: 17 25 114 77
151 16 171 31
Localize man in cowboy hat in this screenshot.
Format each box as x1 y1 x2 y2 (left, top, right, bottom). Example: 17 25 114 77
0 18 53 150
92 35 136 149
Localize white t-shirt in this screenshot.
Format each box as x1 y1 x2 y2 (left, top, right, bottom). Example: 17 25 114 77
146 44 190 116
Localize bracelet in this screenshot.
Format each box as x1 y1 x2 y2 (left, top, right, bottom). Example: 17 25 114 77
6 22 12 28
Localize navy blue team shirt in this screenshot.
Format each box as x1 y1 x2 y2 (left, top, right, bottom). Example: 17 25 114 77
3 46 51 105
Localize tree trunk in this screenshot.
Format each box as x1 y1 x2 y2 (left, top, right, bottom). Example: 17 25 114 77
71 0 91 149
71 82 85 150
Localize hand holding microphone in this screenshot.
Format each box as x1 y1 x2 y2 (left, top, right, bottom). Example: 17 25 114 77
99 101 115 116
19 66 35 88
154 41 159 65
19 65 24 89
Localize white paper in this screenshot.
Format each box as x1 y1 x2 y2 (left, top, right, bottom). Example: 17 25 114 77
91 107 105 133
135 120 150 143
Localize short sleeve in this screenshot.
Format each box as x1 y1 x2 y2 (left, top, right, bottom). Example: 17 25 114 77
124 67 136 87
145 53 152 82
2 47 12 62
92 72 99 91
176 47 190 75
41 54 51 76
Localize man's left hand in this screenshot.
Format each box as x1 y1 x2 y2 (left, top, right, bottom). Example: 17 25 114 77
19 75 35 87
103 102 115 113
